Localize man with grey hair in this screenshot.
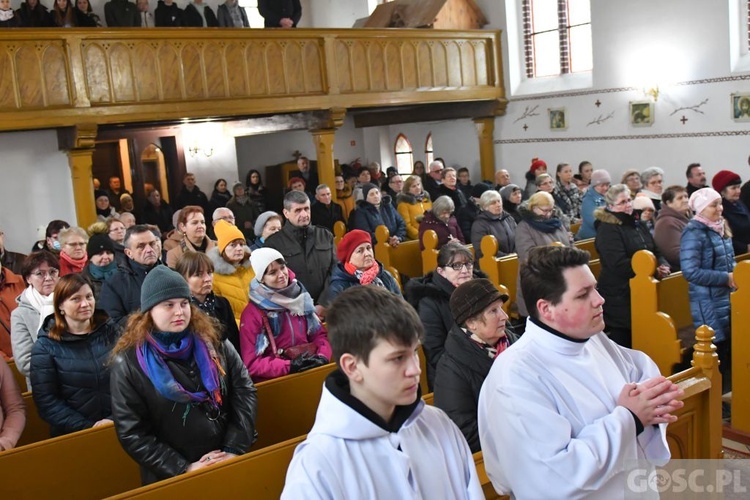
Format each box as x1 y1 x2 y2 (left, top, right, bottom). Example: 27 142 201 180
311 184 345 232
212 207 236 227
494 169 511 190
424 160 445 201
265 190 336 303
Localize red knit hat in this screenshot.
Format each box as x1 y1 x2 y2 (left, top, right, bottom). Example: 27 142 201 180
529 158 547 175
288 176 306 189
711 170 741 193
337 229 372 264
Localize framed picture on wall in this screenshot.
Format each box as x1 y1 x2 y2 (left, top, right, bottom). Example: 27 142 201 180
732 93 750 122
630 101 654 127
548 108 567 131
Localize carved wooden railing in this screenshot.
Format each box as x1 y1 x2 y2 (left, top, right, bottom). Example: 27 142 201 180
0 28 505 131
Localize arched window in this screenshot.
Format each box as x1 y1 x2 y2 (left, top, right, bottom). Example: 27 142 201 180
523 0 592 78
425 133 434 167
394 134 413 174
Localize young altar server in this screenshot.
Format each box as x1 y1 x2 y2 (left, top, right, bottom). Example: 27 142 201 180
281 286 483 499
478 245 684 499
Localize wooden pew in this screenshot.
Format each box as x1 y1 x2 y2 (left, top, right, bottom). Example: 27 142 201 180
574 237 598 260
421 229 474 276
374 225 423 279
333 220 346 246
6 358 28 393
478 235 519 315
570 221 581 235
730 259 750 434
16 392 50 447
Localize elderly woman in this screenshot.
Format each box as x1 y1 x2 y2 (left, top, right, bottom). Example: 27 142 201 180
471 190 517 261
434 279 516 453
250 211 283 252
397 175 433 240
621 169 642 199
654 185 691 271
58 227 88 276
418 195 464 251
0 357 25 451
515 192 572 319
680 188 735 391
595 184 669 348
405 242 479 389
110 266 257 485
639 167 664 212
535 173 571 231
552 162 582 223
175 252 240 353
10 252 60 383
239 248 331 382
95 191 117 222
576 170 611 240
208 220 253 324
81 234 117 301
351 183 406 247
166 206 216 268
523 158 547 200
499 184 523 223
104 217 128 265
712 170 750 256
30 274 119 437
322 230 401 306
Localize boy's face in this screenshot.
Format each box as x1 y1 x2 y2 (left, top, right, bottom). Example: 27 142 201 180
347 338 421 421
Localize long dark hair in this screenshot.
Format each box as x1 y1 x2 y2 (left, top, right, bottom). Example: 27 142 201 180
246 169 263 188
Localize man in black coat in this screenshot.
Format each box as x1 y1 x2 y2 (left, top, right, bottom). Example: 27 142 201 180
174 173 210 213
289 156 318 199
424 160 444 202
184 0 218 26
104 0 139 26
99 225 164 326
265 190 336 304
258 0 301 28
310 184 345 232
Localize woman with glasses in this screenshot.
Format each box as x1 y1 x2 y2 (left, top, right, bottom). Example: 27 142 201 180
208 220 253 325
515 192 572 321
595 184 669 348
406 242 481 390
58 227 89 276
10 252 60 385
105 217 128 266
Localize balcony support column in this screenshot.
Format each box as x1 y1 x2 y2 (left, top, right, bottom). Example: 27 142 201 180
473 117 496 182
60 124 98 228
311 108 345 202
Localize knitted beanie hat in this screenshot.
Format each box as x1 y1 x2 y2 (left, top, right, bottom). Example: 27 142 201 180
632 195 655 211
337 229 372 264
250 247 285 280
214 220 246 254
361 183 379 202
711 170 741 194
140 266 191 313
86 233 115 259
470 182 491 199
529 158 547 175
94 190 109 201
254 211 281 238
499 184 521 202
689 188 721 216
449 278 508 326
590 169 612 187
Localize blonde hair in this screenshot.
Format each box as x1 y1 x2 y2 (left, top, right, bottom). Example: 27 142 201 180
59 226 89 245
527 191 554 210
87 221 108 236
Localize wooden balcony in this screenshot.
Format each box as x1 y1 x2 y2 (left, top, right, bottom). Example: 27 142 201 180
0 28 505 132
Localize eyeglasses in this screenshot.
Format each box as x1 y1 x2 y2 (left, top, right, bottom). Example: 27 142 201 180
32 269 59 279
109 227 125 233
445 261 473 271
535 207 554 214
613 199 633 207
65 242 86 247
214 216 236 223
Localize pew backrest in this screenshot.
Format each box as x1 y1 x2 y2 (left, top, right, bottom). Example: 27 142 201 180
478 235 519 313
6 359 27 393
333 221 346 246
574 237 598 261
375 225 423 279
16 392 49 447
730 260 750 433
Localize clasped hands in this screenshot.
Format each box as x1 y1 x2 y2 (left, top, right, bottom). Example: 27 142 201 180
187 450 238 472
617 376 684 427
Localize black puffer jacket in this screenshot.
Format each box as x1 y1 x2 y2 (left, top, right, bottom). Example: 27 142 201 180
434 325 518 453
30 311 119 437
99 260 163 327
110 339 257 485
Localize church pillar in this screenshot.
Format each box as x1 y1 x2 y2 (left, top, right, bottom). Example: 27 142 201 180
311 108 345 202
473 117 496 182
61 124 98 228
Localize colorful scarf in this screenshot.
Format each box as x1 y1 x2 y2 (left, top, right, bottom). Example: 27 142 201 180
248 279 321 356
59 251 88 274
136 331 224 416
695 214 725 237
345 261 383 286
467 330 510 359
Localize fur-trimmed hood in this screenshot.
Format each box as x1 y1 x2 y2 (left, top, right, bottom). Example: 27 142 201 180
207 245 251 276
594 207 638 226
396 191 431 206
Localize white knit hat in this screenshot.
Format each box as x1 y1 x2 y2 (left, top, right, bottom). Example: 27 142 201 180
689 188 721 217
250 247 284 280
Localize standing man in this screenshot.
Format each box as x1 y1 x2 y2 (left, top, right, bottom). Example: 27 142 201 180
311 184 345 232
107 176 131 211
104 0 139 26
423 160 444 201
174 173 210 213
685 163 707 197
289 156 318 199
135 0 153 26
478 246 683 498
265 191 336 304
258 0 300 28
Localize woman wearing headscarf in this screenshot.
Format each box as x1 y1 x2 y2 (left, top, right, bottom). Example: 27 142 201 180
239 248 331 382
110 266 257 485
207 220 253 324
595 184 669 348
680 188 735 391
322 229 401 306
397 175 432 240
499 184 523 224
81 234 118 301
418 195 464 251
58 227 89 276
31 274 119 437
10 252 60 384
712 170 750 257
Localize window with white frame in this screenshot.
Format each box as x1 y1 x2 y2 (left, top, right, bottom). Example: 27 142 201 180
523 0 592 78
394 134 414 174
425 133 434 168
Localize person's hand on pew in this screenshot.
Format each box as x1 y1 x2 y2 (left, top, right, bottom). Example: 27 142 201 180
93 418 113 427
187 450 228 472
389 236 400 248
727 272 736 289
617 376 684 427
656 264 671 279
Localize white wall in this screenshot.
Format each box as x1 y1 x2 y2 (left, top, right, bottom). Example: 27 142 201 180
306 0 371 28
0 130 77 253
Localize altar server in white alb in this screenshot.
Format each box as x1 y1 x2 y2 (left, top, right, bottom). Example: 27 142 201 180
281 286 483 499
478 246 684 499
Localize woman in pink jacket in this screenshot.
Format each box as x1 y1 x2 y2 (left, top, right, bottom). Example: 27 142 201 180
0 357 25 451
239 248 331 382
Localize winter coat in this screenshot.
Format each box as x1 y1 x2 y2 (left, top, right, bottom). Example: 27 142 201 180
154 0 185 26
226 196 260 241
335 188 356 223
174 186 210 213
456 200 481 244
0 250 25 276
471 210 517 261
258 0 301 27
553 181 582 221
99 260 163 327
142 200 174 234
504 201 521 224
320 262 401 307
577 187 606 240
110 338 257 485
104 0 138 26
10 288 45 380
165 236 216 269
191 293 241 354
514 204 571 317
239 299 331 382
209 190 231 212
30 312 118 437
162 229 183 254
264 223 336 304
434 325 517 453
653 205 690 271
423 175 442 202
184 3 218 27
0 357 25 451
722 198 750 256
80 262 116 303
16 1 50 27
0 12 22 27
207 246 253 325
311 202 345 233
418 211 464 251
396 192 432 240
522 171 537 201
680 219 735 343
351 199 407 245
0 269 24 360
438 184 468 210
594 208 666 332
217 2 249 27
